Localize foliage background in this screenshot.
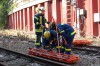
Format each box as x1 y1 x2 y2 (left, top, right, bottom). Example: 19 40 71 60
0 0 13 29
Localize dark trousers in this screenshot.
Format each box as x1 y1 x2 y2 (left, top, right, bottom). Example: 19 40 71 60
35 32 42 48
60 32 75 54
42 38 50 49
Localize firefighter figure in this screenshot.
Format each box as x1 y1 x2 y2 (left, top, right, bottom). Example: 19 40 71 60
49 22 66 53
43 29 57 51
50 22 76 55
57 23 76 55
34 7 49 49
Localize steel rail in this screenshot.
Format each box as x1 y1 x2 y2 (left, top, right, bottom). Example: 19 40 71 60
0 47 67 66
82 45 100 49
72 47 99 53
72 45 100 53
74 45 100 49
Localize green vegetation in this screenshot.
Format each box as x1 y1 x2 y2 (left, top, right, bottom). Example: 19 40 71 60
0 0 13 29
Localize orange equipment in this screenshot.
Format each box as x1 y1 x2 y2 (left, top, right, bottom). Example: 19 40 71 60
73 39 93 45
28 48 79 64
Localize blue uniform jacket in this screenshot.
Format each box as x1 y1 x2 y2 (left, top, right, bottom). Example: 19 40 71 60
48 29 57 41
57 24 74 37
34 13 47 29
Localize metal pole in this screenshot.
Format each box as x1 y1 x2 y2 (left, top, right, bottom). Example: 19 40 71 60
75 0 81 37
71 0 81 36
98 0 100 37
73 0 80 37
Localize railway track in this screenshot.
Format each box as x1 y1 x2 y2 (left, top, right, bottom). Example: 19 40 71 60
0 35 99 66
0 47 69 66
72 45 100 57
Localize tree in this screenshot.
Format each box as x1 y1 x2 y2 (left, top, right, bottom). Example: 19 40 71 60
0 0 13 29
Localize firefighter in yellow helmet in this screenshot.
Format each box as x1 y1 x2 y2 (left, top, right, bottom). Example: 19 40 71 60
42 29 57 51
34 7 50 49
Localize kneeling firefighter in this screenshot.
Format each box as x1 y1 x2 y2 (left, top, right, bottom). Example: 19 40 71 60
43 29 57 51
49 22 65 53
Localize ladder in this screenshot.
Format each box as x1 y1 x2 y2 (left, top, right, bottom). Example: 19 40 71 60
66 0 72 26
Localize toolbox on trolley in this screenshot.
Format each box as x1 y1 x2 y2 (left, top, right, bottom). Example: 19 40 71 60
28 48 79 64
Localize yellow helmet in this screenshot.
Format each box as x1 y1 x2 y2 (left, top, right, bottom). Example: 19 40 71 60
44 31 50 38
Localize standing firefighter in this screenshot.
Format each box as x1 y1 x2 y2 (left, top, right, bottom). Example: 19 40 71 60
34 7 49 49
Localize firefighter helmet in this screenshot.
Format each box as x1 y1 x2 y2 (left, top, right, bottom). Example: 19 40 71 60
44 31 50 38
39 7 45 11
35 7 45 13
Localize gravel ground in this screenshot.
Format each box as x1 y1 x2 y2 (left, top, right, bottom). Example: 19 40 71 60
0 36 34 54
0 35 100 66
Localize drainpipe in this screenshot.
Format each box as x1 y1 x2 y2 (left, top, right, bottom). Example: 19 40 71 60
71 0 80 36
75 0 81 37
77 8 81 37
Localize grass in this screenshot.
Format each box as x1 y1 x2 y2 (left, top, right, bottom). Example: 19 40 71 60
0 29 36 40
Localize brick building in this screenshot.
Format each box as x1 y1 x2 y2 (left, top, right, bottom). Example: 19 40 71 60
8 0 100 38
